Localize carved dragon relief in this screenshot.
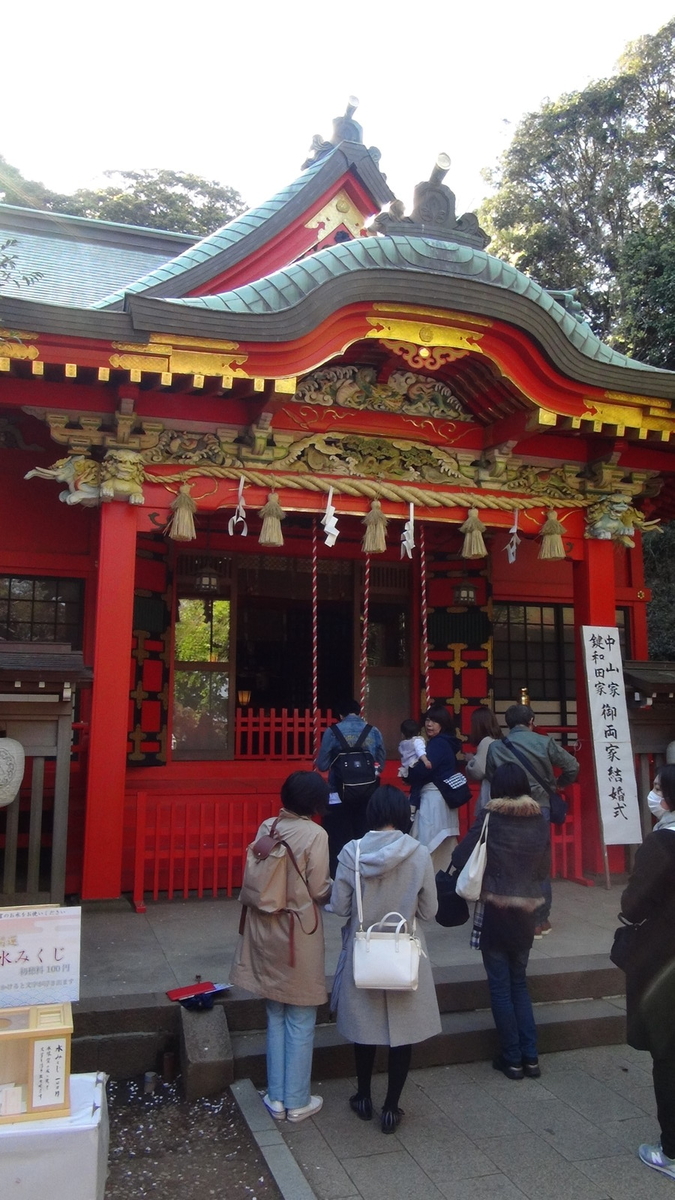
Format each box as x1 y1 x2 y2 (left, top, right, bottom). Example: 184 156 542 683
291 366 471 421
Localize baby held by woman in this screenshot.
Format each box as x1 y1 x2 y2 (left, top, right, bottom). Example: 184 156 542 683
398 718 431 778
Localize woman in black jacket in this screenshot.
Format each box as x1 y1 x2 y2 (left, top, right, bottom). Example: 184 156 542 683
452 762 549 1080
408 705 463 872
621 763 675 1181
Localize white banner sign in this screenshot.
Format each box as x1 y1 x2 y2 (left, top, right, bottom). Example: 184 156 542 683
0 906 80 1007
581 626 641 845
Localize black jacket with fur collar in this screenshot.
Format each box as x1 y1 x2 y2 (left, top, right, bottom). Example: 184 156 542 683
451 794 550 910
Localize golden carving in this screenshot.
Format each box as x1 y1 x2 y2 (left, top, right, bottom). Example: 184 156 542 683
292 365 470 420
371 304 491 328
381 340 469 370
109 353 169 372
585 494 661 547
170 349 248 376
0 341 39 361
24 455 102 505
365 317 484 353
305 190 365 240
149 333 240 351
44 411 164 453
99 449 145 504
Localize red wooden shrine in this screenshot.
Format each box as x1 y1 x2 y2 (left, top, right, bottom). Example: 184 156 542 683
0 104 672 902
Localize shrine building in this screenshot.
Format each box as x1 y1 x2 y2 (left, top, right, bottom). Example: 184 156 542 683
0 103 673 905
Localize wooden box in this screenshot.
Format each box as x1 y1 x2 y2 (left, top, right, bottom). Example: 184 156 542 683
0 1002 72 1121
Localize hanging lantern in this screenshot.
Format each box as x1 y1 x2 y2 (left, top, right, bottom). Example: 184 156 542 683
362 499 388 554
167 483 197 542
538 510 567 560
0 737 25 808
193 562 221 594
258 491 285 546
460 509 487 558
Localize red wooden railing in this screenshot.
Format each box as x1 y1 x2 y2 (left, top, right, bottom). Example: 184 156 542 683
132 788 279 912
234 707 335 759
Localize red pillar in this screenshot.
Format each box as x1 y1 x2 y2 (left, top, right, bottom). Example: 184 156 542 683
573 539 624 875
82 503 137 899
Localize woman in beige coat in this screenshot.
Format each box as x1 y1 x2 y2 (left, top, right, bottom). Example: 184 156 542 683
231 771 331 1123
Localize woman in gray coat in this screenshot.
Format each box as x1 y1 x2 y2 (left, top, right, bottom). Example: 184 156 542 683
329 785 441 1133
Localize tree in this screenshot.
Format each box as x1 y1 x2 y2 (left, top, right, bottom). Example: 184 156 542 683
644 525 675 658
615 205 675 369
0 160 245 237
481 19 675 346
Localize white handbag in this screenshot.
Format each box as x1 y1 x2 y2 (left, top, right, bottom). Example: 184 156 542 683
456 813 490 901
352 840 424 991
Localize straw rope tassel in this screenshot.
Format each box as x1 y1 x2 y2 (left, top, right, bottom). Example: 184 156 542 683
361 499 388 553
167 483 197 542
258 490 285 546
311 517 320 755
460 508 487 558
538 510 567 560
420 524 431 709
360 555 371 712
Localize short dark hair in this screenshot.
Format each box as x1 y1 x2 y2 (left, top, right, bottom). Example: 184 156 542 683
281 770 329 817
339 699 361 716
400 718 421 739
490 763 531 799
657 764 675 811
504 704 535 729
424 705 456 735
366 784 411 834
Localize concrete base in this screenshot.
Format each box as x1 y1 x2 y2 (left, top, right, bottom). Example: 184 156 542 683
179 1004 234 1102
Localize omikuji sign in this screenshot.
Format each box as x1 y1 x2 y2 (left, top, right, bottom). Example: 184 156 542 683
581 626 642 846
0 907 80 1008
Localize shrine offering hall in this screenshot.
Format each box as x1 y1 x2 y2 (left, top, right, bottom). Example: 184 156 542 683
0 104 673 904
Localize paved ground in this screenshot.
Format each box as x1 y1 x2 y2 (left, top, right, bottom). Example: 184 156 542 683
80 879 623 997
279 1045 672 1200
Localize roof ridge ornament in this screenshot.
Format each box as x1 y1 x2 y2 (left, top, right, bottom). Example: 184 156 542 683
370 153 490 250
302 97 382 169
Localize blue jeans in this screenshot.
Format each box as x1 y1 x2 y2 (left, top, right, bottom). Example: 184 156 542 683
266 1000 317 1109
537 807 552 923
482 945 538 1065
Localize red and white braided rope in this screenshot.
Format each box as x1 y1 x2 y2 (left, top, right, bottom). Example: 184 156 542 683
360 554 371 713
419 523 431 709
311 517 319 755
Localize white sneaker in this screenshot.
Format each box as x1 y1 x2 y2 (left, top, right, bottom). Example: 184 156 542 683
262 1094 286 1120
287 1095 323 1123
639 1142 675 1180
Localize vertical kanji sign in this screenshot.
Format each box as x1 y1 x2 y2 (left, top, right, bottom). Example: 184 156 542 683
581 625 642 845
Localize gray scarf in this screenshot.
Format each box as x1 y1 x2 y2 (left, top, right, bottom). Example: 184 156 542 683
655 806 675 832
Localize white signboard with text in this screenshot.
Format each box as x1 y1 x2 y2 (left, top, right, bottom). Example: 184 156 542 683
581 625 642 845
0 906 80 1008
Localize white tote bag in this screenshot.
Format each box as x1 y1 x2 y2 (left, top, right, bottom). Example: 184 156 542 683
456 813 490 902
352 840 423 991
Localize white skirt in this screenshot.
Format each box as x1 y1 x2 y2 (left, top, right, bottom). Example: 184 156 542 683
411 782 459 855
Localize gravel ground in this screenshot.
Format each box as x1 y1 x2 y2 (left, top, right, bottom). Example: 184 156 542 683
104 1078 282 1200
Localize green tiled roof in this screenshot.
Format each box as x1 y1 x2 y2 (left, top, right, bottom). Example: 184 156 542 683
91 155 332 309
162 235 660 374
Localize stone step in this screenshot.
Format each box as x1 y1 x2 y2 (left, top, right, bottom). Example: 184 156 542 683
232 996 627 1086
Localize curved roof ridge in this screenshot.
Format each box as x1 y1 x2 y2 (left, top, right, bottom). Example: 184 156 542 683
157 234 666 376
90 153 334 310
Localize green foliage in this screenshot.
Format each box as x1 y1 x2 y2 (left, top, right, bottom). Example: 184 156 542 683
644 524 675 659
56 169 245 236
174 599 230 662
481 18 675 350
615 206 675 368
0 160 245 236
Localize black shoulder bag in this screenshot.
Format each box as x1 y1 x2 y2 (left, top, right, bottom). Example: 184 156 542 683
502 737 568 825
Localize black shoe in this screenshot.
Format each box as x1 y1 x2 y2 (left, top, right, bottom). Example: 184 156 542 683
380 1106 404 1134
523 1059 541 1079
349 1093 373 1121
492 1056 524 1081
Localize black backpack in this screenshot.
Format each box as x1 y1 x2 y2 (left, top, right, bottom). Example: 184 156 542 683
330 724 378 807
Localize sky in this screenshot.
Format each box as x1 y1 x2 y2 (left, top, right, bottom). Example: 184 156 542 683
4 0 675 219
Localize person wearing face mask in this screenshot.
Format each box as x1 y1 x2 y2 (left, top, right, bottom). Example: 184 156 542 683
620 765 675 1181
